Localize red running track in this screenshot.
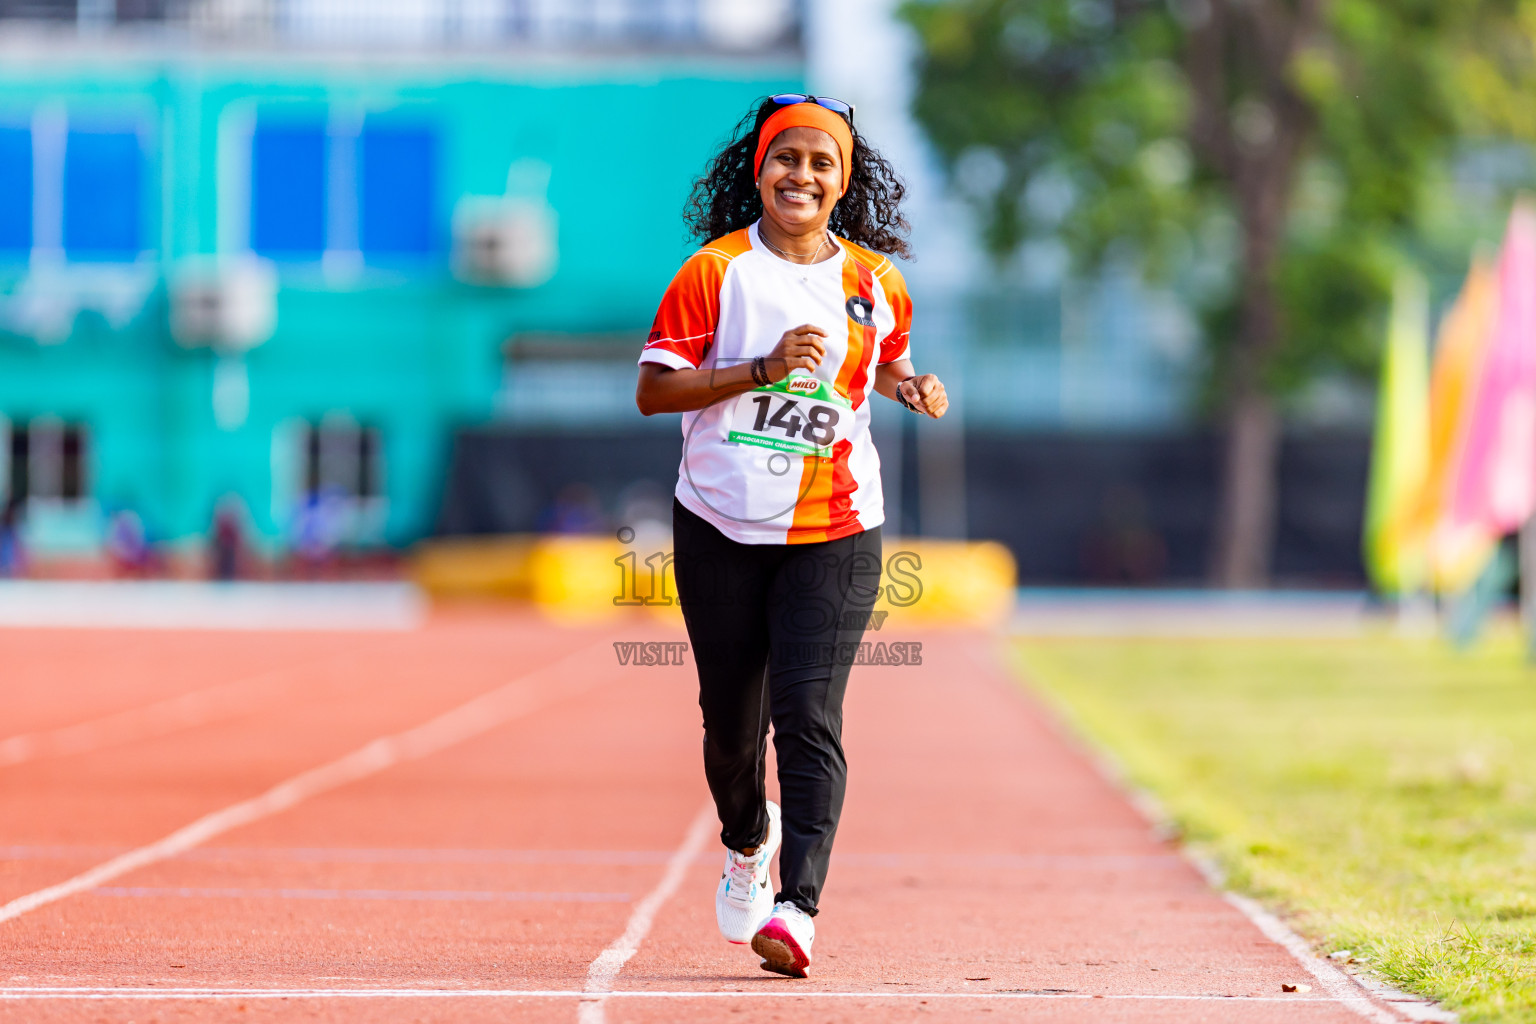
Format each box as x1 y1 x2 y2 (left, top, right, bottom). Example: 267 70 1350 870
0 608 1412 1023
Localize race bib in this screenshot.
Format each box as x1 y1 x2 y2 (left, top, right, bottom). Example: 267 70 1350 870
726 374 853 457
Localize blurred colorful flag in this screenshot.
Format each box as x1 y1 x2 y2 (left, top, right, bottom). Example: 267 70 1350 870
1446 201 1536 571
1364 267 1431 594
1413 257 1498 591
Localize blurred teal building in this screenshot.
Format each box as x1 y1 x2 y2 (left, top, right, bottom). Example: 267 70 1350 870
0 2 802 557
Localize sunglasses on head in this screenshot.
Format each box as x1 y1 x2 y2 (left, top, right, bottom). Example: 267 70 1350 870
769 93 855 122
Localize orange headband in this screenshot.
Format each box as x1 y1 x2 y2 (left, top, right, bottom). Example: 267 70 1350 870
753 102 854 192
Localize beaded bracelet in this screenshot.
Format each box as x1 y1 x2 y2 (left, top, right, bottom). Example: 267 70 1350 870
751 356 770 387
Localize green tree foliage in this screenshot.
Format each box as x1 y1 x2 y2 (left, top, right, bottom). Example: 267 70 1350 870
899 0 1536 584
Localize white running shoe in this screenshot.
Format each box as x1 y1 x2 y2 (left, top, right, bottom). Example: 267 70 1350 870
715 801 782 944
752 900 814 978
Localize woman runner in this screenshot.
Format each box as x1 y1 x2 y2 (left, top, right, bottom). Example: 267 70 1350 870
635 94 948 978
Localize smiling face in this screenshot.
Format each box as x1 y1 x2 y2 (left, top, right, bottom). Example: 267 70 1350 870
757 125 844 237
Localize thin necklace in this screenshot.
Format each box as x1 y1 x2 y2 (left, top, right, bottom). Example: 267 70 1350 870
760 230 831 264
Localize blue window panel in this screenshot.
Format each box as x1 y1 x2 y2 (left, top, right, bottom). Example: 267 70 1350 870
63 129 142 261
251 122 326 258
0 127 31 253
359 124 437 257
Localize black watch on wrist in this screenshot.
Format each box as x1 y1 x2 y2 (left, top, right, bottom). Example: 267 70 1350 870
897 376 920 413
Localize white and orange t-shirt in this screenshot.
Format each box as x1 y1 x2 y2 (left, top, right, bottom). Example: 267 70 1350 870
639 220 912 544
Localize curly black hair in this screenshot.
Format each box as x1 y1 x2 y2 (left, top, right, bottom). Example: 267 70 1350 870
683 97 912 259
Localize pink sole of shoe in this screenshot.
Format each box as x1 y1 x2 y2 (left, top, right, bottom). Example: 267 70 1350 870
751 920 809 978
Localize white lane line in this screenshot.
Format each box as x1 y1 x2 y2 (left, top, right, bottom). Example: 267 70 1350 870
577 802 716 1024
1 844 1183 869
2 845 686 865
0 658 345 768
1178 818 1439 1022
1219 888 1436 1024
0 641 606 929
0 987 1345 1003
997 642 1429 1024
90 887 630 903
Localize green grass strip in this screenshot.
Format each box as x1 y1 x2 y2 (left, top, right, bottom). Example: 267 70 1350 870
1007 628 1536 1023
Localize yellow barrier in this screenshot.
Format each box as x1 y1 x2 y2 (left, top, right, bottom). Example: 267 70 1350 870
872 539 1017 627
528 536 632 625
408 535 537 600
410 534 1017 628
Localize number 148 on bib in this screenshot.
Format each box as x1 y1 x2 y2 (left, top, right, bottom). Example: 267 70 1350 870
725 377 853 457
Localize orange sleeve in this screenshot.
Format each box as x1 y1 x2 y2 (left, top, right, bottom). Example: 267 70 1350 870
877 261 912 364
639 250 727 370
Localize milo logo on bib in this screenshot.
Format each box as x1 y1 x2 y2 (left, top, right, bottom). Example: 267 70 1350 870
726 373 854 457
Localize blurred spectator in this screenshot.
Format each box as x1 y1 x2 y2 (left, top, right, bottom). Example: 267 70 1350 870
538 483 606 534
290 489 346 579
617 480 671 533
0 498 24 578
1080 485 1169 585
106 507 157 578
210 495 251 581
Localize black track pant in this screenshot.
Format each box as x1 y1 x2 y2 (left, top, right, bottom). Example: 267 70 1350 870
672 497 882 916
